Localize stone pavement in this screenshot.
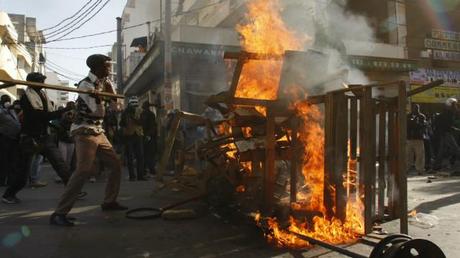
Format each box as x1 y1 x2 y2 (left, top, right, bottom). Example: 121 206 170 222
0 164 459 258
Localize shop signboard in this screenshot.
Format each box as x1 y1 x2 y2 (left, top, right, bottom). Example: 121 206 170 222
171 42 239 113
431 29 460 42
410 68 460 87
349 56 417 72
433 49 460 62
410 84 460 103
425 38 460 52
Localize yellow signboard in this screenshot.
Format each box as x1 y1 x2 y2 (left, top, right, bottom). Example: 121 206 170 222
411 84 460 103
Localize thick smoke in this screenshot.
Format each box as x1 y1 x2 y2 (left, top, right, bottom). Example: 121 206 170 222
281 0 376 93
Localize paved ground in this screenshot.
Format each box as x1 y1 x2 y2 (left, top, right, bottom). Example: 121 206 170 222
0 164 285 258
0 164 459 258
405 174 460 258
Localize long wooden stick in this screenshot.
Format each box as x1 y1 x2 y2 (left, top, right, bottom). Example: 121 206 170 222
407 79 444 97
0 78 124 99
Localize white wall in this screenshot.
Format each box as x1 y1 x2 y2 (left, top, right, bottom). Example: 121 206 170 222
45 71 70 108
172 24 239 46
121 0 161 58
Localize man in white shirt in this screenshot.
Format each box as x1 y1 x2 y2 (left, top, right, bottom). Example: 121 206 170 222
51 54 127 226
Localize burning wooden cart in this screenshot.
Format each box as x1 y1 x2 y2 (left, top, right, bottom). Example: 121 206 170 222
155 47 444 257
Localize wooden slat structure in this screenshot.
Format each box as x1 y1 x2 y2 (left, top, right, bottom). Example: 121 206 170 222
223 50 423 233
321 80 446 234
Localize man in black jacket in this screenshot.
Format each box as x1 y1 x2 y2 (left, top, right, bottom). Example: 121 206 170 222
433 98 460 170
407 104 427 174
141 101 157 175
2 73 73 204
0 95 21 186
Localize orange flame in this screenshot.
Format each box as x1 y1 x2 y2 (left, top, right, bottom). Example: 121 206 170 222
236 0 364 249
241 127 253 138
235 0 307 101
236 185 246 193
240 161 252 173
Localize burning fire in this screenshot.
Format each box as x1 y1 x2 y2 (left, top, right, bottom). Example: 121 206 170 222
236 0 364 249
236 185 246 193
235 0 308 100
216 122 238 159
240 161 252 172
241 127 253 138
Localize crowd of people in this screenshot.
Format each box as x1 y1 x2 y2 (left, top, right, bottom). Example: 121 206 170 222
0 54 158 226
407 99 460 175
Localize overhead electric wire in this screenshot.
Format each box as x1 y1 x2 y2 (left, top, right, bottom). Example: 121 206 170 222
44 52 87 61
5 0 225 49
42 44 114 50
45 0 102 37
46 0 224 43
46 21 149 43
46 65 84 80
41 0 96 32
45 65 81 81
46 59 86 78
46 0 107 39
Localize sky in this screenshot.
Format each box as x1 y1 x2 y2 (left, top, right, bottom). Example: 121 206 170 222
1 0 126 84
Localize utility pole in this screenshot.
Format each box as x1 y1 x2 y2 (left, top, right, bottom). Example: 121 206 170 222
116 17 123 93
147 21 151 49
164 0 173 109
160 0 163 33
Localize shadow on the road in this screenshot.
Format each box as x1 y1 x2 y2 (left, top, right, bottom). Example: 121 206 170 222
411 192 460 214
410 178 460 195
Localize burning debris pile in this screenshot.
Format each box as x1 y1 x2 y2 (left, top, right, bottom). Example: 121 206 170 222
202 0 364 249
154 0 445 255
157 0 431 252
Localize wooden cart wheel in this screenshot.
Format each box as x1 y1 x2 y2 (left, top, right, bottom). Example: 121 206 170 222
385 239 446 258
369 234 412 258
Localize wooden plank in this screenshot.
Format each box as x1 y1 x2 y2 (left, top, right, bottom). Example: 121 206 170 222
229 57 245 99
0 83 15 90
359 87 376 234
335 93 349 222
324 93 336 219
224 51 283 60
330 80 401 95
369 99 377 219
156 114 182 182
232 95 325 107
407 79 444 97
232 97 273 107
397 82 408 234
377 102 387 220
290 118 300 204
350 97 358 160
264 107 277 211
0 78 124 98
387 105 397 219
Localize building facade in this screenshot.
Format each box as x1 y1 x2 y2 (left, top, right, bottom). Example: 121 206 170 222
0 12 46 99
120 0 460 114
406 1 460 110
